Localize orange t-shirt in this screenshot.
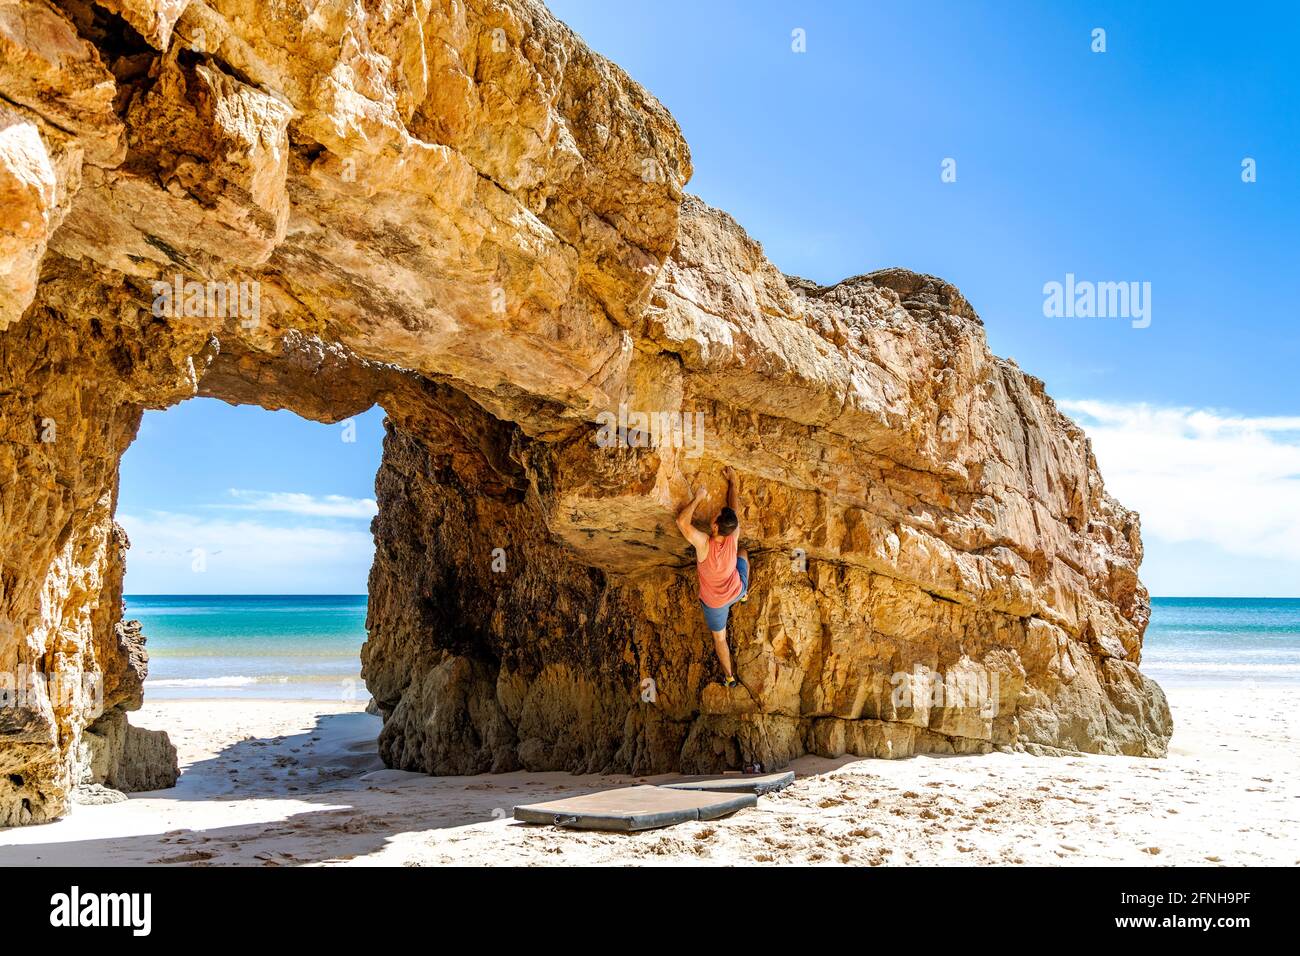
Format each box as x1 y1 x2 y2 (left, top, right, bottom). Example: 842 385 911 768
697 534 742 608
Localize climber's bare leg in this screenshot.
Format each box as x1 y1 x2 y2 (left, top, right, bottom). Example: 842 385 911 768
711 629 734 680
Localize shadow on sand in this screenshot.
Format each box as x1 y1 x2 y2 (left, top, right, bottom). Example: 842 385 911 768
0 711 611 866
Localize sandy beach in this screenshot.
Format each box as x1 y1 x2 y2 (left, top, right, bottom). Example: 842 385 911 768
1 684 1296 866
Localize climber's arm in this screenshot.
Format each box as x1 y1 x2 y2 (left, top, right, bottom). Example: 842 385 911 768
724 466 739 534
676 487 710 558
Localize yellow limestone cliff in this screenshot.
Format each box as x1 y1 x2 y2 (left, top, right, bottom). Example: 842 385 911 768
0 0 1170 824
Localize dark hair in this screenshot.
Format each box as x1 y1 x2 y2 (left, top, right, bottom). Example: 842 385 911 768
715 507 738 536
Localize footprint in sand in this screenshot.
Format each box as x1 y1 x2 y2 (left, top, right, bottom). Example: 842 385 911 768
150 849 215 864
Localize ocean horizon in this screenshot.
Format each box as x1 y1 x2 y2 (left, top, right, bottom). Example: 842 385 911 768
124 594 1300 699
126 594 368 702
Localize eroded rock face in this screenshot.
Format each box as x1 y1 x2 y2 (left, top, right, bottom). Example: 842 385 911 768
0 0 1169 824
360 200 1172 776
77 705 179 792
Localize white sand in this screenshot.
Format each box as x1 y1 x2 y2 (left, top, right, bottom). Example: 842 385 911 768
2 685 1297 866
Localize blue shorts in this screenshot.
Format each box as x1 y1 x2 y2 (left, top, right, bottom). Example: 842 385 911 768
700 556 749 631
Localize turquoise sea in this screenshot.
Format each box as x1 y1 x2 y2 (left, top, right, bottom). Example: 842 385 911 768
125 595 1300 699
1142 597 1300 686
126 595 367 701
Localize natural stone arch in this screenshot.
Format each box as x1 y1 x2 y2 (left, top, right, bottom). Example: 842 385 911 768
0 0 1171 826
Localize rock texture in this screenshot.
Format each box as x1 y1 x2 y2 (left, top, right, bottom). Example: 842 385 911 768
77 705 179 792
0 0 1169 824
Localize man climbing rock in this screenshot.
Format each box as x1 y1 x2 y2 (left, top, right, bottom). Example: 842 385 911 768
675 465 749 688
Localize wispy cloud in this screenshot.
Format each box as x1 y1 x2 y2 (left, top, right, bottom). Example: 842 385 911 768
214 489 378 520
118 511 374 593
1061 400 1300 563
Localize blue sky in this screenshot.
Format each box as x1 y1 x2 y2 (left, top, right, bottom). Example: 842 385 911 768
119 403 385 594
119 1 1299 596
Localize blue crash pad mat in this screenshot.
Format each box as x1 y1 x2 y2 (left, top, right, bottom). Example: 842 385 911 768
514 785 757 831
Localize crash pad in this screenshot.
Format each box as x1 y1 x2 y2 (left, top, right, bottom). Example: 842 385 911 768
514 785 756 832
659 771 794 795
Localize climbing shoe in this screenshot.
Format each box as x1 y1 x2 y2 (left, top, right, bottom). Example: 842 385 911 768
722 675 739 689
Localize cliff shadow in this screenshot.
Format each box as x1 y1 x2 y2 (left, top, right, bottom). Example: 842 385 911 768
0 709 621 866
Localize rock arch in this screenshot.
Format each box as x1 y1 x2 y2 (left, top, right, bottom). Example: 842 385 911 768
0 0 1169 825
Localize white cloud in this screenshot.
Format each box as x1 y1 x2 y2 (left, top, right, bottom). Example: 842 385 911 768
215 489 378 520
118 511 374 593
1060 400 1300 564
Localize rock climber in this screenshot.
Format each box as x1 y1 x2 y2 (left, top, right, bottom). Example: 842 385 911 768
675 465 748 689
